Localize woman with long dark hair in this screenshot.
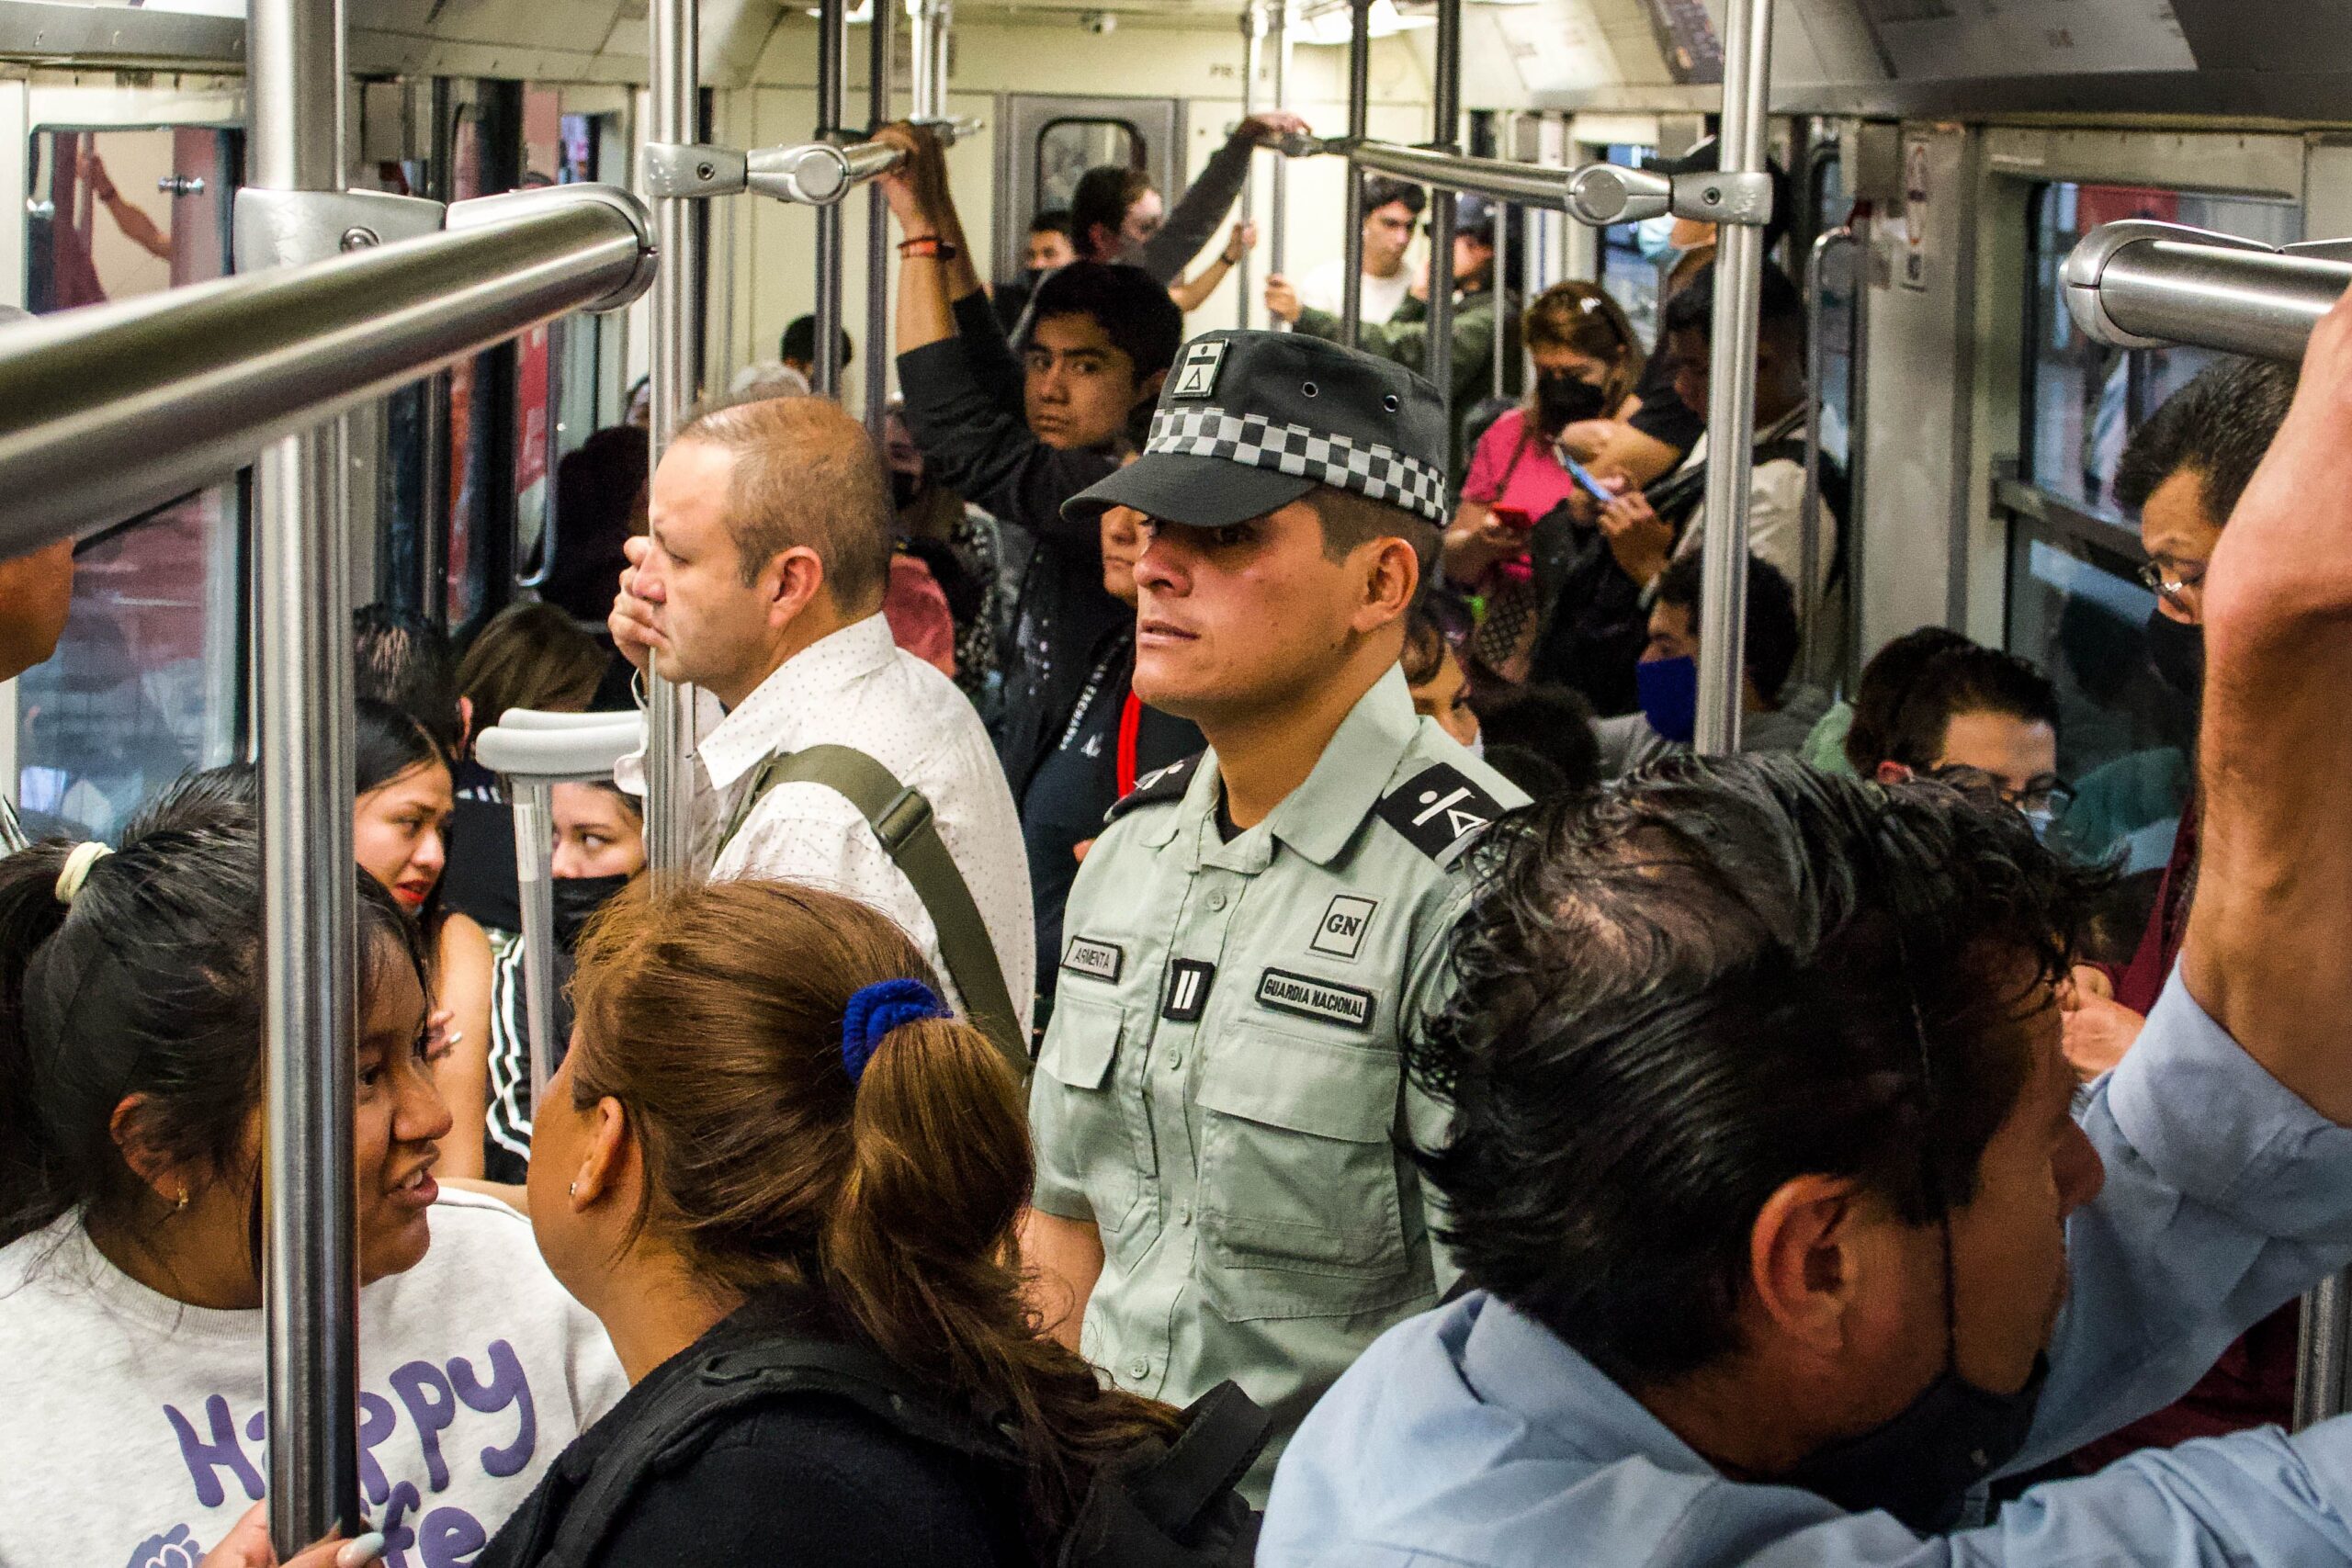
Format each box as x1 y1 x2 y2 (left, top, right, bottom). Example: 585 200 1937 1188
0 773 622 1565
483 879 1255 1567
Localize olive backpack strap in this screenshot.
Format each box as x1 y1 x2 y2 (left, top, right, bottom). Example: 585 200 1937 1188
714 743 1027 1075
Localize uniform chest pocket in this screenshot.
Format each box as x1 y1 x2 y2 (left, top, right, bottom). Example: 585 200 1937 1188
1193 1024 1421 1323
1034 994 1152 1246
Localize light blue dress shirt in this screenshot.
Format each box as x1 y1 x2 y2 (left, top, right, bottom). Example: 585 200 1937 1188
1261 968 2352 1566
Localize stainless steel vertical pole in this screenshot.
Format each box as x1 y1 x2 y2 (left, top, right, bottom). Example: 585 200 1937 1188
246 0 358 1551
814 0 848 397
1491 193 1510 402
1268 0 1291 329
1691 0 1776 758
910 0 951 121
513 781 559 1110
1339 0 1371 344
864 0 893 435
1801 225 1855 679
645 0 701 874
1424 0 1461 399
1237 4 1264 330
2298 1274 2352 1428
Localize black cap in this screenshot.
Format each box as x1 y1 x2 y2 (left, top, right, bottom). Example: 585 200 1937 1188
1063 330 1449 531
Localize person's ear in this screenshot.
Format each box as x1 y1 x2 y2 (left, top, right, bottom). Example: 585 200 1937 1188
1136 368 1168 409
1875 761 1913 786
457 695 475 752
1749 1173 1879 1358
108 1094 194 1209
567 1096 632 1211
1349 536 1421 634
758 547 827 630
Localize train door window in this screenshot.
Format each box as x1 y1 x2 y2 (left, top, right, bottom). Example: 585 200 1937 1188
1809 148 1854 468
2024 183 2300 514
2003 180 2299 881
16 125 243 841
1593 143 1663 347
1035 118 1144 220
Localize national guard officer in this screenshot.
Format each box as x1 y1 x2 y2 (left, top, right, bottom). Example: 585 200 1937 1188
1022 328 1529 1498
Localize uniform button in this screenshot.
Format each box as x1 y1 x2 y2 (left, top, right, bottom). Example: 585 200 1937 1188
1128 1357 1152 1380
1177 1203 1193 1225
1206 891 1228 912
1167 1050 1184 1071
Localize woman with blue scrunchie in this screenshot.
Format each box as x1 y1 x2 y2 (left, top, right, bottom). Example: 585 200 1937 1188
480 878 1256 1568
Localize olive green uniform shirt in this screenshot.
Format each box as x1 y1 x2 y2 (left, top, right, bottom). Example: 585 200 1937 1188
1028 667 1527 1497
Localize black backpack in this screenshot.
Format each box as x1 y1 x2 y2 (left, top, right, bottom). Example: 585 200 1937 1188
501 1332 1271 1568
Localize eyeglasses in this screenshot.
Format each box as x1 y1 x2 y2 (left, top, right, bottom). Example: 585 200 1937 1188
1923 763 2076 829
2136 558 2206 606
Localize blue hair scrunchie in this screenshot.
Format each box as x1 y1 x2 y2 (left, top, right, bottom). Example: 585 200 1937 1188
840 977 951 1086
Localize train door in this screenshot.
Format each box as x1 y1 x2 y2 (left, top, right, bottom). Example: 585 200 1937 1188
6 77 243 842
991 94 1184 284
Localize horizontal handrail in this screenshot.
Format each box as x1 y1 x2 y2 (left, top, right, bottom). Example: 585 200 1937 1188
0 183 654 560
2064 220 2352 360
649 115 985 207
476 711 646 782
1342 138 1578 210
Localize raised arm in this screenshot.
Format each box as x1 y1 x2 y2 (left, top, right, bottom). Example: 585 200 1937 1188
2182 289 2352 1122
1133 114 1306 285
875 123 986 359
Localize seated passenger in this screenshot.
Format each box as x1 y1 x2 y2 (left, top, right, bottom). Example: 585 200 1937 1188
1263 298 2352 1565
1591 551 1822 774
356 700 496 1182
482 783 644 1185
540 426 651 637
875 125 1183 804
1018 495 1201 1029
605 394 1034 1051
1470 682 1602 799
1796 623 1973 775
1066 115 1307 288
440 602 609 937
479 881 1258 1568
777 312 853 389
1439 282 1645 688
1862 644 2069 835
0 776 622 1567
1590 261 1845 635
1402 610 1480 751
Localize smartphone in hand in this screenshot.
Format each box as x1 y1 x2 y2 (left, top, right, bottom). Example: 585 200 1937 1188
1491 504 1536 532
1557 452 1617 503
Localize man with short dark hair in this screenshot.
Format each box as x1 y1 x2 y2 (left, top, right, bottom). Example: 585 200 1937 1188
874 123 1188 816
777 312 853 384
1861 644 2069 835
1024 329 1525 1500
1590 551 1819 774
992 209 1080 334
606 394 1033 1035
1066 116 1306 286
354 603 465 756
1292 176 1426 325
1262 294 2352 1563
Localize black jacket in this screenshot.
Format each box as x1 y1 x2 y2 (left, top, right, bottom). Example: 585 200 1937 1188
479 1307 1023 1568
899 290 1129 800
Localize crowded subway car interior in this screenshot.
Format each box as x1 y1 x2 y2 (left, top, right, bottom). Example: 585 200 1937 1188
12 0 2352 1562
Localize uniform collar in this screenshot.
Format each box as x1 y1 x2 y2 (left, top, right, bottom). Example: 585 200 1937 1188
695 613 898 791
1149 666 1419 870
1458 1293 1718 1475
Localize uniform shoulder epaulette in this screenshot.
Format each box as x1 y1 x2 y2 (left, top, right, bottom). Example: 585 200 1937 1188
1374 761 1509 862
1105 751 1204 824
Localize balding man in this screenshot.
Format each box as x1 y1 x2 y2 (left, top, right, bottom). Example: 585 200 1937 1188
610 395 1035 1047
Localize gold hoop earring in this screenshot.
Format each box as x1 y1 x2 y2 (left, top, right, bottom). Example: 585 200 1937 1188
174 1189 190 1213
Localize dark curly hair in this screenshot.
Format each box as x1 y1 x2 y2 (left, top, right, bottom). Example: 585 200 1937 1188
1408 754 2113 1387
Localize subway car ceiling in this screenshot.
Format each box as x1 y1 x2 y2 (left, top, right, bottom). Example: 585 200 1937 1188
6 0 2352 126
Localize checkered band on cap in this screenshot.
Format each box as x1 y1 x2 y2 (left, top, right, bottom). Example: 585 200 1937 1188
1146 406 1447 526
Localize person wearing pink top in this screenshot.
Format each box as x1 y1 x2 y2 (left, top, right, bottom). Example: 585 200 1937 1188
1439 283 1645 687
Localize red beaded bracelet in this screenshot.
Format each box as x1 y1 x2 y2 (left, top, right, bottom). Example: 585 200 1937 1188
898 234 959 261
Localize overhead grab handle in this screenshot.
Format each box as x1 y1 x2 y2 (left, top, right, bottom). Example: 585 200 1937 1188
1331 139 1773 231
2064 219 2352 360
643 116 985 207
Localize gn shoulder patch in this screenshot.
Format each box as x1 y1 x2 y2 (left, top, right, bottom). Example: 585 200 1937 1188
1375 763 1509 862
1106 751 1204 824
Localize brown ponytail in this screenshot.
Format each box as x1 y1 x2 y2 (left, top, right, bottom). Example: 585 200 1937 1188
569 880 1182 1554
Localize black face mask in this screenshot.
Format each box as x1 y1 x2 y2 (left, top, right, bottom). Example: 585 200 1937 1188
2143 609 2205 703
1780 1351 2048 1532
1535 372 1610 434
551 873 632 950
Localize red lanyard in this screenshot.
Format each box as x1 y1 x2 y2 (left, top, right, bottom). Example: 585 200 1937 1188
1116 690 1144 797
